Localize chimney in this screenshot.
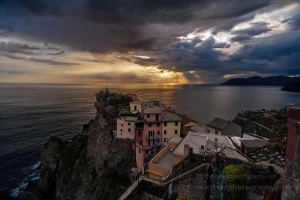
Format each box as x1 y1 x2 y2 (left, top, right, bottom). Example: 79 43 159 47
286 107 300 162
184 144 190 157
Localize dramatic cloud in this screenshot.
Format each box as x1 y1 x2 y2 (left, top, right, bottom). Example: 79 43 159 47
0 0 299 83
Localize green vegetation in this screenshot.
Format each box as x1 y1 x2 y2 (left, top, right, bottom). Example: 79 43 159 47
224 164 247 200
235 108 288 153
95 90 132 128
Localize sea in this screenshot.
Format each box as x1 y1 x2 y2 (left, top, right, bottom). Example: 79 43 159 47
1 83 300 199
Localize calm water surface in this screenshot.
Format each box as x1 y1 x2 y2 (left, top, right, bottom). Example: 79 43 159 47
1 83 300 198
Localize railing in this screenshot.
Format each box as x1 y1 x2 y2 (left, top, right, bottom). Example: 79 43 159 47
147 136 157 140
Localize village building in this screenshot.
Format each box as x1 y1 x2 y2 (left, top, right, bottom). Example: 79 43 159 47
130 100 146 114
161 111 182 146
116 116 138 139
177 113 198 137
206 117 242 137
147 131 248 180
135 106 162 174
230 133 269 153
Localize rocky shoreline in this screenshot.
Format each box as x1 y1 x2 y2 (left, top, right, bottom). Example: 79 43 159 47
19 91 135 200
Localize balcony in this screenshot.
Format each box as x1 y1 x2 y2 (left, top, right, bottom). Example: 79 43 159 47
147 136 157 140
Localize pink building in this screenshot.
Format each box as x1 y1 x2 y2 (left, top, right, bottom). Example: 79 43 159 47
135 106 162 174
126 93 138 102
116 116 138 139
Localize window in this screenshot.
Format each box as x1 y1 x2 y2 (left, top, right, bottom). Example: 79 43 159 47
138 131 141 137
175 122 178 126
121 124 123 126
128 123 131 125
157 123 160 127
146 150 149 154
164 130 167 134
164 138 166 142
157 139 160 143
148 123 152 127
134 106 137 111
157 131 160 135
147 114 150 118
140 140 142 145
139 149 141 153
120 129 122 132
164 122 167 126
128 128 131 132
215 130 218 135
175 130 178 134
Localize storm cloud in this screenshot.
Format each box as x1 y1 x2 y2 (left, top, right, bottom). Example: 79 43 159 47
0 0 299 83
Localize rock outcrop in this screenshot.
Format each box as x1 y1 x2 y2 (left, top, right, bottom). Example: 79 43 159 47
281 80 300 92
32 90 135 199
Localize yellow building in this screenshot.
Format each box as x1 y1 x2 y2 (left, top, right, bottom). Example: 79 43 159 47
162 113 182 146
130 101 145 114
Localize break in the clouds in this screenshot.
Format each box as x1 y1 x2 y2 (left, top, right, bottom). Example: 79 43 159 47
0 0 299 84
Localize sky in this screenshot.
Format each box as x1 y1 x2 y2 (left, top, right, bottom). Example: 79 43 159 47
0 0 300 84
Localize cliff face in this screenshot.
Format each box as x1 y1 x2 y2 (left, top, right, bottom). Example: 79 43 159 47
36 91 135 199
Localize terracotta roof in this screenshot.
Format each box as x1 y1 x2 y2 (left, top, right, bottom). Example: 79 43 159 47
177 113 197 126
184 122 199 127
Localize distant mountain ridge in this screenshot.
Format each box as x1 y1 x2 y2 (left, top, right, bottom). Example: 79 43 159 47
220 76 300 86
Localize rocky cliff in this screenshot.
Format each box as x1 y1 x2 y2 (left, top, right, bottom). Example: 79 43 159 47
30 90 135 199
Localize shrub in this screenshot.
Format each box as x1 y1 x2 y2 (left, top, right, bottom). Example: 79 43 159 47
224 164 247 200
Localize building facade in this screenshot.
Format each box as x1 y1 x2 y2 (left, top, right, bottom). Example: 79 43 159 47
135 106 162 174
206 117 242 137
130 101 146 114
116 116 138 139
162 112 182 146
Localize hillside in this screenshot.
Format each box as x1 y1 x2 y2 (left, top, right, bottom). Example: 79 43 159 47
281 80 300 92
221 76 300 86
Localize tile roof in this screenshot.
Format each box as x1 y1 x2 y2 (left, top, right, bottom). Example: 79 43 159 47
144 106 162 114
189 125 206 133
177 113 198 126
123 116 138 122
206 117 231 130
162 113 181 122
184 122 199 127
